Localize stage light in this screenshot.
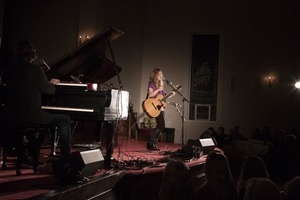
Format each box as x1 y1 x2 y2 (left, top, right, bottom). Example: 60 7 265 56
295 81 300 89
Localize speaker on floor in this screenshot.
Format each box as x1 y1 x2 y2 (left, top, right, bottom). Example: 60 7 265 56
70 148 104 176
52 148 104 182
161 128 175 143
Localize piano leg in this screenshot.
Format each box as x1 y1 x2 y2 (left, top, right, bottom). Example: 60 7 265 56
102 122 115 169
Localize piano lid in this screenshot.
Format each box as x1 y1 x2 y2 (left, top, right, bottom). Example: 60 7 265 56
46 27 124 84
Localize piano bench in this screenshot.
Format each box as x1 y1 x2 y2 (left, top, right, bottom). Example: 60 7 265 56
1 125 46 176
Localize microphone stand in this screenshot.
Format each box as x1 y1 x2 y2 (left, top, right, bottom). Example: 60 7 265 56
166 81 190 149
108 41 123 91
172 103 185 124
106 40 125 169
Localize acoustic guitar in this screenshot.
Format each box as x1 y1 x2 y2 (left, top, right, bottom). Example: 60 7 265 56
142 92 174 118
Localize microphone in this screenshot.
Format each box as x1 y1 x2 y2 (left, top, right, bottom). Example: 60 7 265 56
163 77 182 91
162 77 171 84
40 59 50 70
163 77 177 86
167 102 178 106
110 83 116 89
175 84 182 91
70 74 82 83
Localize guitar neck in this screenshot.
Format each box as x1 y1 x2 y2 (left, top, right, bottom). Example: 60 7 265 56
161 92 173 102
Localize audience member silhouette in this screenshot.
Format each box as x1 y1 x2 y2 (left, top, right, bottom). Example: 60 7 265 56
229 125 245 141
237 155 269 200
285 134 299 155
199 127 216 139
159 159 193 200
260 126 273 143
251 126 272 142
194 151 237 200
251 127 261 140
269 129 292 180
287 128 299 144
243 177 282 200
283 176 300 200
212 126 228 147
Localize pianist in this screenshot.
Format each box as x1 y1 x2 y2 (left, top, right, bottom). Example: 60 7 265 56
3 40 72 158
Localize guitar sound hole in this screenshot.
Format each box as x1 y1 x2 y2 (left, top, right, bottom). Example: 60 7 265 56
151 102 158 110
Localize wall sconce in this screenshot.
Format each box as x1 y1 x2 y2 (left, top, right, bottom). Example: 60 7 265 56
78 36 82 45
78 35 91 46
264 75 275 88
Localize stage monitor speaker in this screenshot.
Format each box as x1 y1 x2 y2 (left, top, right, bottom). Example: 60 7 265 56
71 148 104 177
183 138 216 156
52 148 104 181
199 138 216 154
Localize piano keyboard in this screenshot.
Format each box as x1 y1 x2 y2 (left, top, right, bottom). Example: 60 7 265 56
41 106 94 112
56 83 88 87
42 88 129 121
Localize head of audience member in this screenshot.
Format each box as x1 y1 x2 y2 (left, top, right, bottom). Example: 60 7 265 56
288 128 299 142
213 126 227 147
159 159 192 200
251 128 261 140
238 155 269 186
283 176 300 200
201 151 237 199
260 126 273 142
229 125 244 140
200 127 215 139
286 134 297 147
204 151 233 185
216 126 224 136
275 129 287 142
208 127 215 135
234 125 240 132
243 177 282 200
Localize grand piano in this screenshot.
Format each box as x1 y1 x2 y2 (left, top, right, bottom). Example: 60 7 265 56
42 27 129 166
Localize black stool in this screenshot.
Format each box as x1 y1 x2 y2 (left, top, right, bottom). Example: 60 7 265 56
2 124 46 175
16 126 47 175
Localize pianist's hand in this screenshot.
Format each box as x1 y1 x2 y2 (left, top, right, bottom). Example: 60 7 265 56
50 78 60 85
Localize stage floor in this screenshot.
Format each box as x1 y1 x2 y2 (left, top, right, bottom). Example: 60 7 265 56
0 140 207 200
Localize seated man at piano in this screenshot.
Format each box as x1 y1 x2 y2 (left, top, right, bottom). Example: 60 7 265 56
3 40 72 158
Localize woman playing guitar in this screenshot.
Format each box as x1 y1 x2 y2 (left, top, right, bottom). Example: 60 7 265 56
144 68 175 151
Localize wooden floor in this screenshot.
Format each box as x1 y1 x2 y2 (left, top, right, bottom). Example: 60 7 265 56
0 140 207 200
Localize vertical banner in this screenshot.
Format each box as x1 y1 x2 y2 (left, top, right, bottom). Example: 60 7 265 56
189 34 219 120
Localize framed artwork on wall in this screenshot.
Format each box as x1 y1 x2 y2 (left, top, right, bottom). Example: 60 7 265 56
195 104 211 120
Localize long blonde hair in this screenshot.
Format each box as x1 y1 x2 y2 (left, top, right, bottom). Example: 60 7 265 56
149 68 162 88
